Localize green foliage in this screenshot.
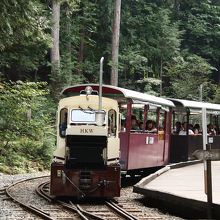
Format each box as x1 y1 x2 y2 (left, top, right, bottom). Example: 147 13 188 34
120 2 181 78
0 0 51 80
213 86 220 104
49 0 100 94
137 77 161 96
118 1 181 94
176 0 220 71
164 54 215 100
0 81 55 174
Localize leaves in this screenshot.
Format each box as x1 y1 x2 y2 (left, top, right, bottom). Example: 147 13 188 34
164 54 215 100
0 81 55 174
0 0 51 78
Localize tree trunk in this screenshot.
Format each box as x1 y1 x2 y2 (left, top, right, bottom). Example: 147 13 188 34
66 5 72 84
111 0 121 86
160 56 163 96
77 26 85 75
51 0 60 98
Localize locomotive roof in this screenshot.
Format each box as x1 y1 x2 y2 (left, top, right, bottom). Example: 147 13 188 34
61 84 175 107
169 98 220 112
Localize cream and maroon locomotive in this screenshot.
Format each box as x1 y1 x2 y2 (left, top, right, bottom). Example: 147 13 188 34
50 84 121 198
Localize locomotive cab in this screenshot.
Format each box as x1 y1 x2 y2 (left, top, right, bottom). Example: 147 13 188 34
50 87 121 198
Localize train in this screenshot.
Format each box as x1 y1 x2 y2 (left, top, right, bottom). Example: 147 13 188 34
50 64 220 199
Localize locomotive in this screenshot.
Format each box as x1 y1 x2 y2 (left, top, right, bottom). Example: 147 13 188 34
50 86 121 198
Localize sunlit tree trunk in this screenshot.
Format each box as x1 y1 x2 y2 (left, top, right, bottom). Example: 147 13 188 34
51 0 60 98
111 0 121 86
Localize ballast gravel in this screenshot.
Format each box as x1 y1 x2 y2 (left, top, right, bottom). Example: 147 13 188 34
0 172 184 220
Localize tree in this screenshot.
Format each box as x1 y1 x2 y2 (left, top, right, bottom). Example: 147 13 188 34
119 1 181 95
0 81 55 173
111 0 121 86
0 0 51 80
50 0 61 99
58 0 98 88
164 54 215 101
175 0 220 82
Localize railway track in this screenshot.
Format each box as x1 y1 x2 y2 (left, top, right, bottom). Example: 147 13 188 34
37 181 163 220
3 174 176 220
5 175 81 219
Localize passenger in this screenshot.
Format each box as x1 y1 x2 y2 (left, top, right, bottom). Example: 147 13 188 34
121 119 126 131
108 122 113 134
146 120 157 133
193 124 201 135
131 115 139 130
60 113 68 136
207 124 216 136
179 122 194 135
214 124 219 135
139 121 144 130
173 121 181 135
159 120 165 131
189 124 194 131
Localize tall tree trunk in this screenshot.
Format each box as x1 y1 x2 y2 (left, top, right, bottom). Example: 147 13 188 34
51 0 60 98
160 56 163 96
111 0 121 86
66 5 72 84
77 26 85 75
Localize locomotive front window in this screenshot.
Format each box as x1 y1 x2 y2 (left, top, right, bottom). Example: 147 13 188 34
71 109 96 123
71 109 106 124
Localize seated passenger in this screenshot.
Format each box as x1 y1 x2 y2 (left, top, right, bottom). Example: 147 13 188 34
139 122 144 130
207 124 216 136
179 122 194 135
131 115 140 130
189 124 194 131
146 120 157 133
173 121 181 135
193 124 201 135
214 124 219 135
121 119 126 131
60 113 68 136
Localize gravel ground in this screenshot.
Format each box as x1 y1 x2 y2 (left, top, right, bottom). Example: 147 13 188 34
0 171 50 220
0 172 185 220
119 185 184 220
0 171 49 189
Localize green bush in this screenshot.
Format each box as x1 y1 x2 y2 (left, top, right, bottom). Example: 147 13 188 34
0 81 56 174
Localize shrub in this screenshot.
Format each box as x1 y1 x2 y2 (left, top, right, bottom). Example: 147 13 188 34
0 81 55 174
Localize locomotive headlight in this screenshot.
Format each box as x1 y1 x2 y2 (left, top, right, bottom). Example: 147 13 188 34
96 110 106 126
85 86 93 95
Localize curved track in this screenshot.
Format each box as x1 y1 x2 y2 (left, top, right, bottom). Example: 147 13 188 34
37 181 163 220
5 176 81 219
4 175 175 219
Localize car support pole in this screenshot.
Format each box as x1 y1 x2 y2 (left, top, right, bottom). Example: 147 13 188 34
206 144 213 219
202 108 213 219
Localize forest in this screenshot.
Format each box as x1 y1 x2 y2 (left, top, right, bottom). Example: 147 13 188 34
1 0 220 173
